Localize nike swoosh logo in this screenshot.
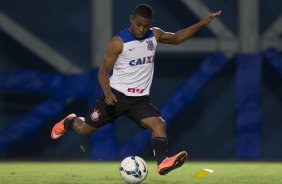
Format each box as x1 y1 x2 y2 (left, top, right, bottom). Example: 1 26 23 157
52 132 61 139
129 48 135 51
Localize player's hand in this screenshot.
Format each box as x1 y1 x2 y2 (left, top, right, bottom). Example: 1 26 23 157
104 91 117 105
200 11 222 26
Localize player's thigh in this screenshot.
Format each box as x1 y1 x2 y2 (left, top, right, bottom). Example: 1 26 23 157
125 97 165 129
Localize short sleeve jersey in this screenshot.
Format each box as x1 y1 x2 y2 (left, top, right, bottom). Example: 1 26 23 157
110 27 157 96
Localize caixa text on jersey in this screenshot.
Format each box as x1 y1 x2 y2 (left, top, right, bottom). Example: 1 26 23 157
128 55 154 66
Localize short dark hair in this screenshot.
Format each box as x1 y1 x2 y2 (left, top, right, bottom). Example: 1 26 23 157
133 4 154 19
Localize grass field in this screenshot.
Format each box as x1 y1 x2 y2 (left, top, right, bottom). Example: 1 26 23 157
0 161 282 184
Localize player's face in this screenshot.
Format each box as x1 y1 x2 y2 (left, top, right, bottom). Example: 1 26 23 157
129 15 152 39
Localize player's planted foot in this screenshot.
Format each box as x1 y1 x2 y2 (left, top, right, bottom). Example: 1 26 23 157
157 151 188 175
51 113 76 140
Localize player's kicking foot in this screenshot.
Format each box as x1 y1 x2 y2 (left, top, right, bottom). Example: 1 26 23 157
157 151 188 175
51 113 76 140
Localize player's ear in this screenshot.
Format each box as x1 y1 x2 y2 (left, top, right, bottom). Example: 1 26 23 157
130 15 133 23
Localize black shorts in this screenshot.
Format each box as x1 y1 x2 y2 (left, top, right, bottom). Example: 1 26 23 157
85 88 162 128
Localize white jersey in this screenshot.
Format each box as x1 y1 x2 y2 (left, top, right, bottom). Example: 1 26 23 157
110 27 157 96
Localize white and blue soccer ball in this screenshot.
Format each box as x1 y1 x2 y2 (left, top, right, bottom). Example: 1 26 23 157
119 156 148 184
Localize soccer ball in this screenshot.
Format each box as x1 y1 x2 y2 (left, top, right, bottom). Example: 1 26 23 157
119 156 148 184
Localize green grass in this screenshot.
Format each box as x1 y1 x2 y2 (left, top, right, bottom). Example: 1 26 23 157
0 161 282 184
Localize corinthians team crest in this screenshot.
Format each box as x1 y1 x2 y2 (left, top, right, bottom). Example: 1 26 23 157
91 108 101 121
146 40 154 51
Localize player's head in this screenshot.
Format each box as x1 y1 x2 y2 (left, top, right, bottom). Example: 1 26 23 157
129 4 154 39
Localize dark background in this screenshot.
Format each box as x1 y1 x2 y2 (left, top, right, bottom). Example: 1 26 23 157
0 0 282 161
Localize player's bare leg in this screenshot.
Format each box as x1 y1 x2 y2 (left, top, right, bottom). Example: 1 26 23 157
70 117 97 136
140 116 167 138
141 116 188 175
51 114 97 140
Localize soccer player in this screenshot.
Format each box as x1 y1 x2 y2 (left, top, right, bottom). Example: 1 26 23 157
51 4 221 175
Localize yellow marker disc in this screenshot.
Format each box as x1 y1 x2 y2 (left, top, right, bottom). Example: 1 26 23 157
195 168 214 178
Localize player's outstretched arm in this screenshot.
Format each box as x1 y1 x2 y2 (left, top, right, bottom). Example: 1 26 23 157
153 11 221 45
98 36 123 105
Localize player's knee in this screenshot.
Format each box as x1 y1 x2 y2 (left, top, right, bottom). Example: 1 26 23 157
159 120 167 131
151 118 166 131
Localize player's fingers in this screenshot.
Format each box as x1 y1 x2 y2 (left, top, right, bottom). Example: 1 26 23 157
105 99 110 105
111 94 118 103
105 97 113 105
113 97 118 103
106 97 117 105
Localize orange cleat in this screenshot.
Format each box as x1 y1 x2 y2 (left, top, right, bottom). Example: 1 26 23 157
51 113 76 140
157 151 188 175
